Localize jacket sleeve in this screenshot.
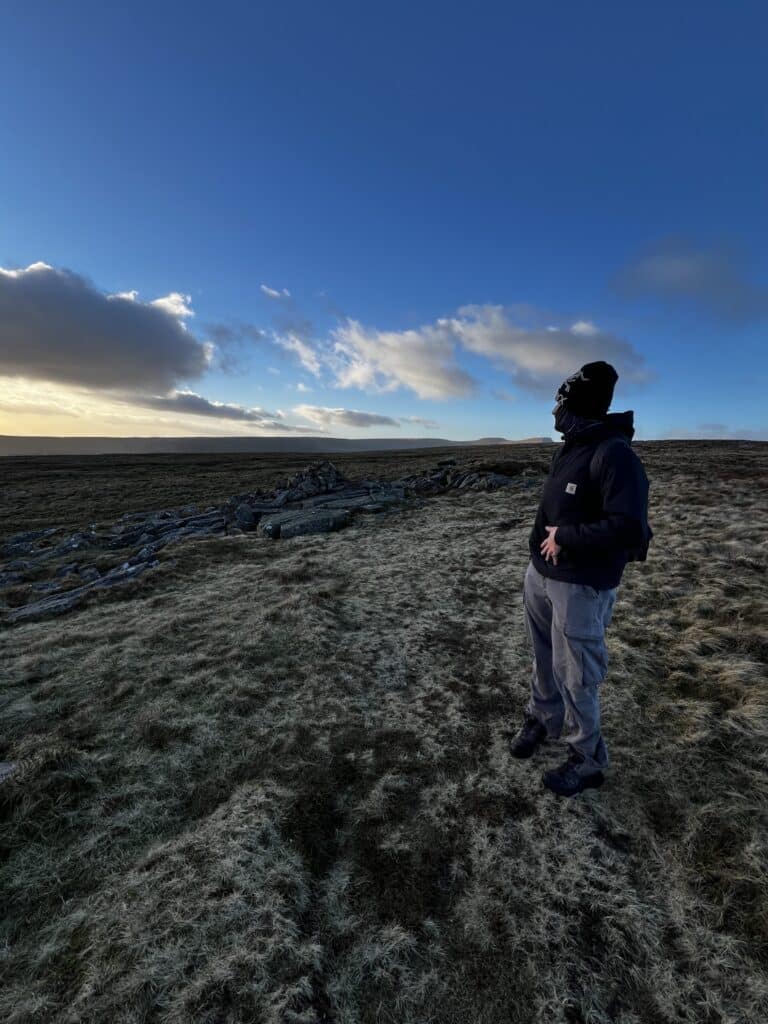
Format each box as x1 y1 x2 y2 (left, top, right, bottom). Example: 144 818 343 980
555 442 649 551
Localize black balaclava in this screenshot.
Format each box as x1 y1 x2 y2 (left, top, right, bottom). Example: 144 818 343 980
553 360 618 435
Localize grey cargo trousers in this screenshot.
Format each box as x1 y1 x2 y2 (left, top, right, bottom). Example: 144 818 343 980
522 559 617 776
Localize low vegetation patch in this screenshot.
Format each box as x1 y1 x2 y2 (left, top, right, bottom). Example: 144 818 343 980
1 442 767 1022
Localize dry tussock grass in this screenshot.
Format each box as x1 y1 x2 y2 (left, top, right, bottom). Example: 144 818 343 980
1 442 767 1023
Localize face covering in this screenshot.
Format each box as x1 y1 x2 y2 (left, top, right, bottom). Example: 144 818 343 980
553 403 602 437
553 404 580 435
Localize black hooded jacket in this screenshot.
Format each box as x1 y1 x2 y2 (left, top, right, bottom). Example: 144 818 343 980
528 410 652 590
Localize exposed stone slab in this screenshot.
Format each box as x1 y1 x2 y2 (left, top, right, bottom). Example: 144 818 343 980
234 503 256 528
258 510 310 539
5 559 160 623
260 508 352 540
0 571 28 587
279 509 351 539
1 527 62 555
317 496 383 511
300 489 370 509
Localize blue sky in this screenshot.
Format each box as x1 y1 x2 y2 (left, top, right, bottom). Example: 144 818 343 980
1 1 766 440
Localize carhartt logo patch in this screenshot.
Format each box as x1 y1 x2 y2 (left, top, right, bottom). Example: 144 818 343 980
565 482 577 494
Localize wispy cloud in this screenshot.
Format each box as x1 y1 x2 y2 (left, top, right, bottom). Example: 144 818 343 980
490 388 517 402
203 321 264 374
293 405 402 428
130 390 285 423
398 415 439 428
260 283 291 299
326 318 479 399
316 306 650 400
274 333 323 376
0 377 326 434
206 321 263 346
617 238 768 322
445 305 650 395
292 405 439 429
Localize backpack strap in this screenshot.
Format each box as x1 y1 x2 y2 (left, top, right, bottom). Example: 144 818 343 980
588 436 653 561
588 436 630 484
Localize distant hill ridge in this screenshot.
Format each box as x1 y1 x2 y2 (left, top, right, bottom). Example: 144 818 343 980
0 435 556 456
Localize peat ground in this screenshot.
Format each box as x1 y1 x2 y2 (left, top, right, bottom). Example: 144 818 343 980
1 440 767 1023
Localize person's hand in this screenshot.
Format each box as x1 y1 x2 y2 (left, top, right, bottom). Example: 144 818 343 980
540 525 561 565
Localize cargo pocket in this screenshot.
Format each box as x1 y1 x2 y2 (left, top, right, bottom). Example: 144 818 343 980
561 586 603 640
579 639 609 687
561 587 608 687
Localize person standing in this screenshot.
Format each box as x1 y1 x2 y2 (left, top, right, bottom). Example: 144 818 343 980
510 360 652 797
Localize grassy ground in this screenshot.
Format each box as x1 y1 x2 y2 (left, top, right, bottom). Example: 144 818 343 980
0 445 538 541
1 442 767 1023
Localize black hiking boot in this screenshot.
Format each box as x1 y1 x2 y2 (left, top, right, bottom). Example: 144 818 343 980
542 751 604 797
509 715 547 758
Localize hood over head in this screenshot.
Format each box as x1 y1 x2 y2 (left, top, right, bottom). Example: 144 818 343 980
564 409 635 445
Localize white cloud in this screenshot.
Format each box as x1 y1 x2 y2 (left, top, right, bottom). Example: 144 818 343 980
0 260 52 278
260 283 291 299
444 305 650 395
275 333 322 376
291 405 437 430
327 318 477 399
321 306 650 401
296 381 312 392
293 404 402 428
267 366 281 374
150 292 194 319
570 320 599 336
398 415 439 428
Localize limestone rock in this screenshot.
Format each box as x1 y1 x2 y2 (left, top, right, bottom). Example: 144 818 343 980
268 460 350 503
234 503 256 529
473 459 525 476
260 508 351 540
0 571 27 587
282 509 351 539
6 559 160 623
55 562 79 578
1 456 542 623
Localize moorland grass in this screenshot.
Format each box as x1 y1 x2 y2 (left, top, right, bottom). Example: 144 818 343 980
1 442 767 1022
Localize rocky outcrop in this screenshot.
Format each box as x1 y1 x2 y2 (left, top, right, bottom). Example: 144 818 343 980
1 457 543 624
390 458 545 495
5 559 161 624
